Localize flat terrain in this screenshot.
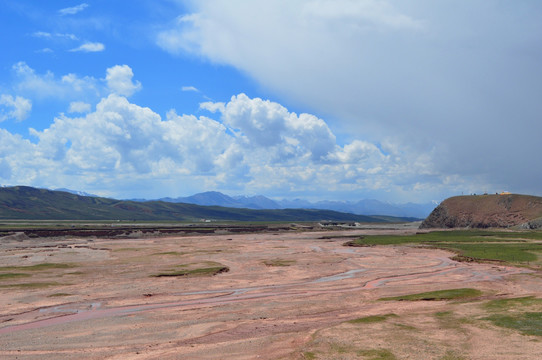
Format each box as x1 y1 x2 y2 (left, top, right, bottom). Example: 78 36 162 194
1 227 542 359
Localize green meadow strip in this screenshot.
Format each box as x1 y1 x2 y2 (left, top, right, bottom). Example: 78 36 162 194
0 273 31 280
0 263 76 272
379 288 482 302
348 313 398 324
152 266 229 277
344 230 542 265
0 282 63 289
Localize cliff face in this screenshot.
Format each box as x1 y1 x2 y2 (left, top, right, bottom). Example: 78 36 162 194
420 194 542 229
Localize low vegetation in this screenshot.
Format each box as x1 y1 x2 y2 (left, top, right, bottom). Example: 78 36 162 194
47 293 72 297
152 251 184 256
0 273 31 280
380 288 482 302
356 348 397 360
152 262 229 277
348 313 398 324
483 296 542 312
482 296 542 336
0 263 77 272
262 259 296 266
484 312 542 336
345 230 542 266
440 351 467 360
0 282 63 289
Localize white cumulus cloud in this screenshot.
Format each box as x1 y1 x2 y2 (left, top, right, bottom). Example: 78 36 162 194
0 94 32 122
12 62 100 100
105 65 142 97
0 65 467 201
205 94 336 161
11 62 144 102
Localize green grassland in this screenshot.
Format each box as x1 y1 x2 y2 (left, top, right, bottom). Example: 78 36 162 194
345 230 542 266
484 312 542 336
380 288 483 302
481 296 542 336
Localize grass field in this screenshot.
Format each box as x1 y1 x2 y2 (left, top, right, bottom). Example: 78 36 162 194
380 288 483 302
345 230 542 266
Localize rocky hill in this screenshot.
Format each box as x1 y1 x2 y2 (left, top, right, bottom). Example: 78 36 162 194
420 194 542 229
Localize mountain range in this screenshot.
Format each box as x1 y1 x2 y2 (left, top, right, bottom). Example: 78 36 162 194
0 186 416 222
157 191 435 218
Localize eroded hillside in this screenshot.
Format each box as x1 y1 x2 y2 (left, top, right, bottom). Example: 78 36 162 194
420 194 542 229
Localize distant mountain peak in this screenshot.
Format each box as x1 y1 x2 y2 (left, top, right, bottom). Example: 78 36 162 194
158 191 434 218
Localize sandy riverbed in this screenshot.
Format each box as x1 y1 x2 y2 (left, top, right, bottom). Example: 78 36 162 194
1 228 541 359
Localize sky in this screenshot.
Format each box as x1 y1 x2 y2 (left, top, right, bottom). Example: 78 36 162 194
0 1 541 203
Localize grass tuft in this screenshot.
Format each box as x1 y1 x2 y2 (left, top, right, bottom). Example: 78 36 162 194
357 348 397 360
152 251 184 256
348 313 398 324
152 266 229 277
440 350 467 360
302 352 316 359
435 311 454 318
47 292 72 297
263 259 296 267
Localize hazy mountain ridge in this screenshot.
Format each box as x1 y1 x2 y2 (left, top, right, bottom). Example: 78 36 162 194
158 191 434 218
0 186 413 222
54 188 98 198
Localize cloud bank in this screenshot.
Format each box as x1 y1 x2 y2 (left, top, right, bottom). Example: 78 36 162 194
156 0 542 197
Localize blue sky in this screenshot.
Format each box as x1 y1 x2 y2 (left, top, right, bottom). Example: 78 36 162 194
1 1 541 203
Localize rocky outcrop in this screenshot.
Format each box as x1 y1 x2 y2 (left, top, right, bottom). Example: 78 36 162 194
518 217 542 230
420 194 542 229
